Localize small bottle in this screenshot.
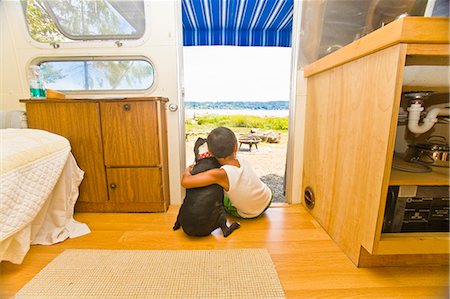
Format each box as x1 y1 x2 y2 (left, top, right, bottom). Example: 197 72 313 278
28 65 46 99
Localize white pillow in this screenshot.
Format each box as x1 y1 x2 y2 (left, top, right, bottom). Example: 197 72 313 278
0 110 27 129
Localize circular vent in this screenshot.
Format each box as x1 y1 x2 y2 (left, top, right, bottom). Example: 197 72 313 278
304 187 315 209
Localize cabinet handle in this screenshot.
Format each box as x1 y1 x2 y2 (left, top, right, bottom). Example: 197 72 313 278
110 183 117 189
304 187 315 209
123 104 131 111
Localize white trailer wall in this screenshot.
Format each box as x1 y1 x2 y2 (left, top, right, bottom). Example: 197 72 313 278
0 0 185 204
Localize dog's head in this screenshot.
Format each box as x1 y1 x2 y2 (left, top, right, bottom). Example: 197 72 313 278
193 137 209 163
192 137 220 174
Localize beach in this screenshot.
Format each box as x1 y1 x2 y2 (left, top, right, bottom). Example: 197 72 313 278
185 109 289 119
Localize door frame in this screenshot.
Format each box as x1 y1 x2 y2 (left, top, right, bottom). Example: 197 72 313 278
175 0 305 205
175 0 187 203
285 0 304 204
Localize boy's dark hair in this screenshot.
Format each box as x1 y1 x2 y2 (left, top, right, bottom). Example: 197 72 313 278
207 126 237 158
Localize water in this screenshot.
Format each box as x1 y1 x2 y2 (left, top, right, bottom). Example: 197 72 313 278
29 80 46 99
185 109 289 119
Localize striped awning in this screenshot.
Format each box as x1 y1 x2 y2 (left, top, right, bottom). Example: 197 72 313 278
182 0 293 47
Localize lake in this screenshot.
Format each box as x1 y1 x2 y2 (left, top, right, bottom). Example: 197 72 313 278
185 109 289 119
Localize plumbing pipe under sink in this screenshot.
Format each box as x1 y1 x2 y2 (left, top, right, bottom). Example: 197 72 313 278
407 103 450 134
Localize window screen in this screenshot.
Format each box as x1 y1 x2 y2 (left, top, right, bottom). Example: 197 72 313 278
22 0 145 43
39 59 154 91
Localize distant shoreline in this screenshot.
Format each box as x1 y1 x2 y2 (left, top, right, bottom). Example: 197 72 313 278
185 101 289 118
185 108 289 118
185 101 289 110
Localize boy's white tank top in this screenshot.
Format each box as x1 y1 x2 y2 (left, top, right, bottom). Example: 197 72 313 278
221 156 272 218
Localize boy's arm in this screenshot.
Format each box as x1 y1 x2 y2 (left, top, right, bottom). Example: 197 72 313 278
181 166 229 190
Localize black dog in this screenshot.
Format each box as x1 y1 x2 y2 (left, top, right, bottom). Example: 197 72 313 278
173 138 240 237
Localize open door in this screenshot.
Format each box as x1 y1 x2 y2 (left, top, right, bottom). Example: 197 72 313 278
179 0 301 204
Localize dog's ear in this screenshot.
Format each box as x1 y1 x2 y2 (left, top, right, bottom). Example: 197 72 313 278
193 137 207 162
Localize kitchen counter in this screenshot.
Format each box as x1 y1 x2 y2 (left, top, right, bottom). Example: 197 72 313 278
301 16 449 267
304 17 449 77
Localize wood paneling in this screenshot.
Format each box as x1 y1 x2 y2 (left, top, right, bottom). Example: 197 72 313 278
1 205 448 299
389 167 450 186
100 101 160 167
22 98 169 212
106 167 164 212
406 44 450 58
302 45 407 265
25 102 108 204
359 246 449 267
375 233 450 255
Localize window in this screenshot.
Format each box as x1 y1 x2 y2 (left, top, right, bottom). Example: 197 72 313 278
22 0 145 43
39 59 154 91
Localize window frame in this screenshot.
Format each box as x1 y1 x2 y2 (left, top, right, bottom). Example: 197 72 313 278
32 56 157 96
21 0 151 49
41 0 146 41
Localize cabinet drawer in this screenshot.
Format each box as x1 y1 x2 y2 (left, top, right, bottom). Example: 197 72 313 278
106 167 165 212
101 101 160 167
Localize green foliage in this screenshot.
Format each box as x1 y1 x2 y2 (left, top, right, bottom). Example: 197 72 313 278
94 61 153 89
24 0 151 90
43 0 121 36
25 0 65 42
188 114 288 131
40 63 65 84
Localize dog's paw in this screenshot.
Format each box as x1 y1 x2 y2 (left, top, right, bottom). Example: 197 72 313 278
223 222 240 237
173 222 181 231
231 222 240 230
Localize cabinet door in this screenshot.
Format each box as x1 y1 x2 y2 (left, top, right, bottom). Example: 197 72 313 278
106 167 165 212
25 102 108 209
100 101 160 167
302 45 406 264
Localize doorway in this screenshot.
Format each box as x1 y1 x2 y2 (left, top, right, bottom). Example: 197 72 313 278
182 46 291 203
179 0 296 204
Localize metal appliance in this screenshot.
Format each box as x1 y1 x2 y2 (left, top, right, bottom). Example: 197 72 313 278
382 185 449 232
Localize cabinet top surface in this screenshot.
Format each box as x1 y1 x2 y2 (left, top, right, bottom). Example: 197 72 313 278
304 17 450 77
20 97 169 103
389 167 450 186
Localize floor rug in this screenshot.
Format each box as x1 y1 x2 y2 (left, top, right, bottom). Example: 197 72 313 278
15 248 285 298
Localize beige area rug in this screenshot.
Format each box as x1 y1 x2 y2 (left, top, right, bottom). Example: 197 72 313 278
15 249 285 298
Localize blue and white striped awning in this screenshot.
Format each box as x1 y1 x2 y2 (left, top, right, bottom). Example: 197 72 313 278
182 0 293 47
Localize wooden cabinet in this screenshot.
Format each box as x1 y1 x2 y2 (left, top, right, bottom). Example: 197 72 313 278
302 17 449 267
21 97 170 212
100 101 161 166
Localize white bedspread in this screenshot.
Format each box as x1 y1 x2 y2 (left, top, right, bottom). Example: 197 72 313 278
0 129 90 264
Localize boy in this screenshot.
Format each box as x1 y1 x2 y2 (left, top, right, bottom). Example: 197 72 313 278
182 126 272 218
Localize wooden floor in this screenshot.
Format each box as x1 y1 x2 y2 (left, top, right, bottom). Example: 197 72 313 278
1 205 448 298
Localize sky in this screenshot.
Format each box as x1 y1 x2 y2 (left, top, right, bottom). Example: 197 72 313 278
183 46 292 102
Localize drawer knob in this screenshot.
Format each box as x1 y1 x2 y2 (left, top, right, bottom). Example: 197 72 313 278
110 183 117 189
123 104 131 111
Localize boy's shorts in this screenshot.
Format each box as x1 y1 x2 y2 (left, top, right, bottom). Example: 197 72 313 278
223 194 272 219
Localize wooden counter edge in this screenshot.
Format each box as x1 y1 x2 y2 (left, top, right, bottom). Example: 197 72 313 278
20 96 169 103
304 17 449 77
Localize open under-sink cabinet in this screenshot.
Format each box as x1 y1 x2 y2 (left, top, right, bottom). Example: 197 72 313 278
302 17 449 267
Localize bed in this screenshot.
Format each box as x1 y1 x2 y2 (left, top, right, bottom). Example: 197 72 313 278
0 128 90 264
